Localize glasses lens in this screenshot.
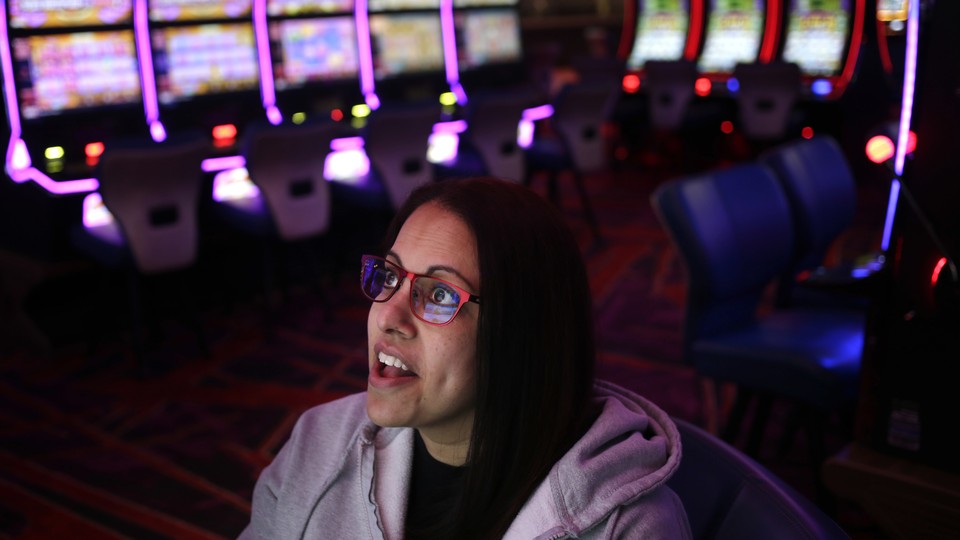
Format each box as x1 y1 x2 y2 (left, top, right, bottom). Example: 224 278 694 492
361 256 397 301
412 276 462 324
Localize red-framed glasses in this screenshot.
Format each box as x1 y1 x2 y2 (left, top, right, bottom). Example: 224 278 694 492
360 255 481 326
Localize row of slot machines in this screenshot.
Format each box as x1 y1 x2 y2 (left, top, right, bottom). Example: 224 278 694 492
1 0 525 196
619 0 909 101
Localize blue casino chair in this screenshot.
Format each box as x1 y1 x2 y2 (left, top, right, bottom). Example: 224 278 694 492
758 135 882 309
70 133 209 373
668 417 851 540
523 80 620 244
650 162 865 505
214 120 341 312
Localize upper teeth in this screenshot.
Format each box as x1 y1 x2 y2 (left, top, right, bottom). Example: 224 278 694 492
379 352 410 371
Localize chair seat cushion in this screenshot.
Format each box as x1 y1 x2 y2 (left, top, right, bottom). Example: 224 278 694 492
692 308 864 410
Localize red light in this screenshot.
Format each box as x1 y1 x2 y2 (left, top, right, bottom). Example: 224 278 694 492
907 130 918 153
720 120 734 134
801 126 814 139
331 109 344 122
932 257 947 287
622 74 640 94
694 77 712 97
212 124 238 141
866 135 895 164
85 141 105 158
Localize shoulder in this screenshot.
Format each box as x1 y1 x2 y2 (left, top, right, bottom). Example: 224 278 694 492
583 486 692 539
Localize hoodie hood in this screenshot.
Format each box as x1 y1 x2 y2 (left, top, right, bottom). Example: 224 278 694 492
504 379 684 538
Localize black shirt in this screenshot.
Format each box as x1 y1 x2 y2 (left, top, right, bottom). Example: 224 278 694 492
405 431 467 538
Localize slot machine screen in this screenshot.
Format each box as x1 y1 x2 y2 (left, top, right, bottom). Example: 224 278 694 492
152 22 260 102
12 30 142 119
697 0 765 74
627 0 690 70
270 16 360 88
369 13 444 79
455 8 522 69
453 0 515 5
781 0 850 77
266 0 354 16
149 0 253 22
8 0 132 28
368 0 439 10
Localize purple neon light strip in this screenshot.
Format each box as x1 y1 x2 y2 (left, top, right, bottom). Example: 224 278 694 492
894 0 918 177
252 0 278 116
134 0 162 133
1 0 26 170
202 155 247 173
356 0 376 103
881 0 919 251
439 0 461 99
10 166 98 194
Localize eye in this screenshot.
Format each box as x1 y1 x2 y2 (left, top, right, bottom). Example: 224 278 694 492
428 282 460 306
382 269 399 289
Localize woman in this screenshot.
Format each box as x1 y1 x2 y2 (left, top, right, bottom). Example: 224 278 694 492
241 177 691 539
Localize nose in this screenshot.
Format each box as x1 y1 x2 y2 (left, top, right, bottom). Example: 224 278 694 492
374 280 417 337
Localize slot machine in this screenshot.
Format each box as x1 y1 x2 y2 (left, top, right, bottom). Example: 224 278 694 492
451 0 523 95
697 0 775 95
2 0 146 190
622 0 704 94
1 0 146 259
264 0 363 124
145 0 267 155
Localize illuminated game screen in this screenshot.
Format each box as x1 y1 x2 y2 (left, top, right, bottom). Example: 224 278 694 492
455 8 522 69
627 0 690 70
12 30 142 119
453 0 516 6
369 13 444 79
781 0 850 76
698 0 765 74
266 0 354 17
149 0 253 22
8 0 132 28
368 0 439 10
152 23 260 102
270 16 360 88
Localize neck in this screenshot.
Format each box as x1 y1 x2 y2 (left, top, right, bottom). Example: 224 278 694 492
417 427 471 466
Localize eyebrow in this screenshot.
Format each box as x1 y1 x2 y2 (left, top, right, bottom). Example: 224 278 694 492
386 250 478 291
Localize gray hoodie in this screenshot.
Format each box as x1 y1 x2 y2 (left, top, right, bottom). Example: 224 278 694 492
240 379 692 539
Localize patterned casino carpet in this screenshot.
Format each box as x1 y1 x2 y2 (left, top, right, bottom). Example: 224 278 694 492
0 160 886 538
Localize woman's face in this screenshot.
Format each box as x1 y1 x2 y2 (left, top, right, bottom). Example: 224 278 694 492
366 201 480 463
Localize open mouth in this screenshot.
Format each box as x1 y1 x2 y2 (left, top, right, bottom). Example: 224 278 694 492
378 352 416 378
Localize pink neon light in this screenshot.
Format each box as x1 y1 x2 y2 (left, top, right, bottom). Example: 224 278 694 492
134 0 161 128
252 0 278 114
440 0 460 97
894 0 918 177
331 136 365 151
433 119 467 134
10 167 98 194
356 0 376 100
1 1 26 170
202 155 246 172
522 104 554 122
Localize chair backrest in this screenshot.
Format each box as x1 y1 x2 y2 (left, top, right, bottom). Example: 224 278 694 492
97 134 208 274
643 59 698 131
550 80 620 174
243 120 339 241
668 417 851 540
650 163 795 349
364 103 438 210
758 135 857 273
733 62 801 141
464 88 536 182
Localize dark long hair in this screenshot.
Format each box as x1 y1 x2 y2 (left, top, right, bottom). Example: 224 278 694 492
381 177 596 538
